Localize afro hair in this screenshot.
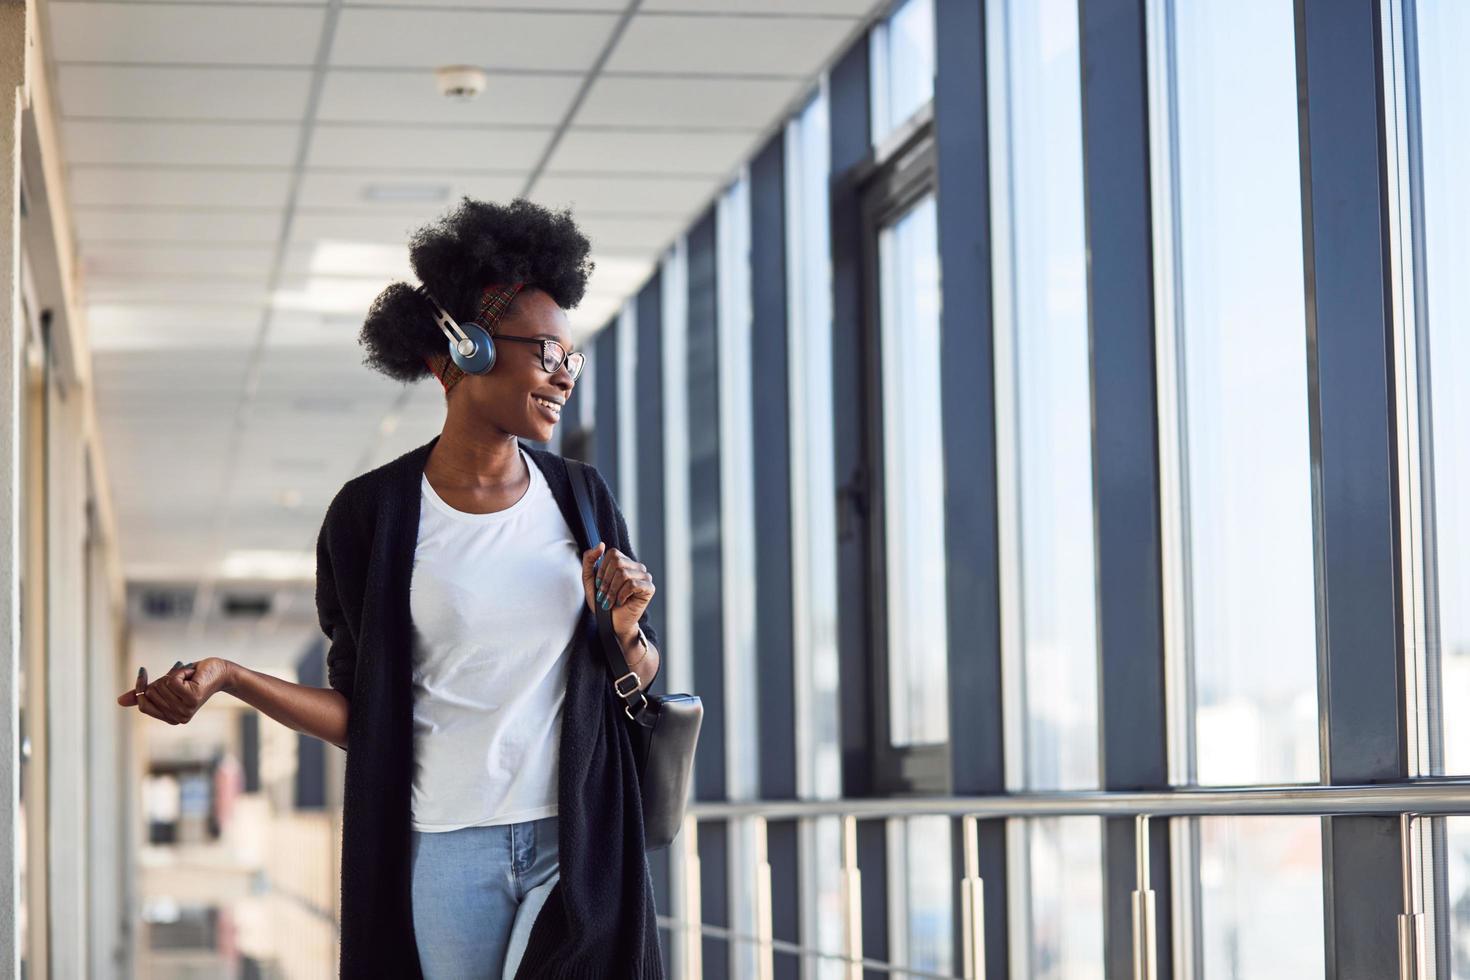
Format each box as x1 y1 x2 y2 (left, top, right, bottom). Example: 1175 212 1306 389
358 197 594 384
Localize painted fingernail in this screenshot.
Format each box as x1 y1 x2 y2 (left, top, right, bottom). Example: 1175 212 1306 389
601 598 610 610
183 662 195 670
173 661 183 671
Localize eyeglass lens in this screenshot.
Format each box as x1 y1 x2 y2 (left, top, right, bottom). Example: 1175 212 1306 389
542 341 585 381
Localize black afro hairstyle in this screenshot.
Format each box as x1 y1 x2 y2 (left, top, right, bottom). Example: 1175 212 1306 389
358 197 594 383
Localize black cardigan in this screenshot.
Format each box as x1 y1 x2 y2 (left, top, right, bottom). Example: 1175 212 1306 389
314 434 664 979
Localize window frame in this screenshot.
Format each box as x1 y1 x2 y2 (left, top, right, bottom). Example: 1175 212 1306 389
845 113 949 795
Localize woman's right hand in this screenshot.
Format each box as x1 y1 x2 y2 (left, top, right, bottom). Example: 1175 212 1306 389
116 658 232 725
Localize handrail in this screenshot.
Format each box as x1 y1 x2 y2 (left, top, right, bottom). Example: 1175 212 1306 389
682 779 1470 820
671 784 1470 980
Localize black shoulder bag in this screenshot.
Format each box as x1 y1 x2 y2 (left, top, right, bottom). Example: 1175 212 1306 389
567 459 703 851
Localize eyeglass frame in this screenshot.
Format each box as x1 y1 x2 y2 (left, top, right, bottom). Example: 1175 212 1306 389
490 334 586 381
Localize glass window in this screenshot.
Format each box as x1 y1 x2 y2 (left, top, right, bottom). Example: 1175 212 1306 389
1010 818 1105 980
869 0 935 143
786 88 847 980
987 0 1106 970
1171 0 1318 787
716 174 762 980
887 816 954 977
877 192 948 747
1197 817 1325 976
717 174 759 799
988 0 1099 792
786 88 842 803
1415 0 1470 776
1444 817 1470 976
616 300 638 542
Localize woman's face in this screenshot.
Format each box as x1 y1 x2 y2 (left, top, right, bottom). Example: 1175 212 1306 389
445 287 577 443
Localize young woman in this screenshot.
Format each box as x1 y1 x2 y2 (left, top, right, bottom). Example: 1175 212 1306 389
118 198 665 979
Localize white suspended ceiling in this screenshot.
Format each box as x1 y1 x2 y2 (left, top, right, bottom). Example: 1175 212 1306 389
34 0 888 590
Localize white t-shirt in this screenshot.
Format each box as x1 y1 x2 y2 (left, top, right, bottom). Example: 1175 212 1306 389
408 447 585 832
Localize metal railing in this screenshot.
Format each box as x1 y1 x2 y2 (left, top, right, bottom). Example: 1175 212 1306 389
663 780 1470 980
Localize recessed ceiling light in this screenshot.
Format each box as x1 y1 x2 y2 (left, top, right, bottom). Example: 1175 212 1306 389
218 550 315 581
362 183 451 204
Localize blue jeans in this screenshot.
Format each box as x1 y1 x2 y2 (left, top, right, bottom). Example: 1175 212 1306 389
410 814 561 980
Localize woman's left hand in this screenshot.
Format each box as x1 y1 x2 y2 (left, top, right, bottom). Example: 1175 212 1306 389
581 542 656 638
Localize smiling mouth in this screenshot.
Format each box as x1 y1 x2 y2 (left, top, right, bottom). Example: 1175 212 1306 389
533 395 562 420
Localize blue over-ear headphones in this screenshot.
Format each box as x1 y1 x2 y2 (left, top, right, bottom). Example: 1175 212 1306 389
417 284 499 375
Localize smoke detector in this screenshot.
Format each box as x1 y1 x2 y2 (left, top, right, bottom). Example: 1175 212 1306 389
435 65 488 101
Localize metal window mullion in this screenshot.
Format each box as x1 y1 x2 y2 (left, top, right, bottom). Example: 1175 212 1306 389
1076 1 1173 979
935 1 1010 978
1294 1 1412 978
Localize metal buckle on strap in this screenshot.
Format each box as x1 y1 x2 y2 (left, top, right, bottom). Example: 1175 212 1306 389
624 692 649 722
614 671 641 698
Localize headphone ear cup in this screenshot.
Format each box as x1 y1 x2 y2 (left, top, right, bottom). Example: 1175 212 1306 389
448 322 496 375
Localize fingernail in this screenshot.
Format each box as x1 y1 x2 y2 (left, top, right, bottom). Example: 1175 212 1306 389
173 661 183 671
601 598 610 610
183 662 195 670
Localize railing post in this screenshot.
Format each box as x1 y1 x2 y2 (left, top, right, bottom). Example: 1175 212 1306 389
1398 813 1426 980
841 814 863 980
1132 815 1158 980
754 816 774 980
960 815 986 980
680 813 703 980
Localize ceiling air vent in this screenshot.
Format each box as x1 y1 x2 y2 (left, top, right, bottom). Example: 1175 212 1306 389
137 588 194 621
221 594 273 618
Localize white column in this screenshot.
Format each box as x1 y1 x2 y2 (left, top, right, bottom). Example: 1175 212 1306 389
0 6 27 975
88 525 126 976
47 378 90 977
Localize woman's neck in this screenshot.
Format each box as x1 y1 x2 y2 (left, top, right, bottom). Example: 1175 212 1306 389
425 413 525 493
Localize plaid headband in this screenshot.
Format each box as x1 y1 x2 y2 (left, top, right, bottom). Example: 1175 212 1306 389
425 282 527 394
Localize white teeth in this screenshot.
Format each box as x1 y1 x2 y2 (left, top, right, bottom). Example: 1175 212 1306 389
534 397 561 414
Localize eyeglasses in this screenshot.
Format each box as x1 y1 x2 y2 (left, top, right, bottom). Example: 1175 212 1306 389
493 335 585 381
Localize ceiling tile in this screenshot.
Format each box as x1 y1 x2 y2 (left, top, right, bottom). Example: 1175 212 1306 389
62 120 300 166
574 74 795 128
57 65 314 121
80 244 278 282
544 129 755 176
86 302 266 350
306 124 550 170
81 278 273 307
582 254 658 297
46 3 326 65
295 171 523 210
642 0 875 12
74 207 283 244
68 167 294 209
346 0 619 7
607 13 856 75
317 69 582 125
330 9 618 71
289 210 428 244
530 172 717 217
262 313 364 349
280 239 413 280
576 214 688 252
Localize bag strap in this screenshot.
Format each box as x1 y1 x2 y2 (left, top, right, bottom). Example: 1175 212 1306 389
567 458 653 724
